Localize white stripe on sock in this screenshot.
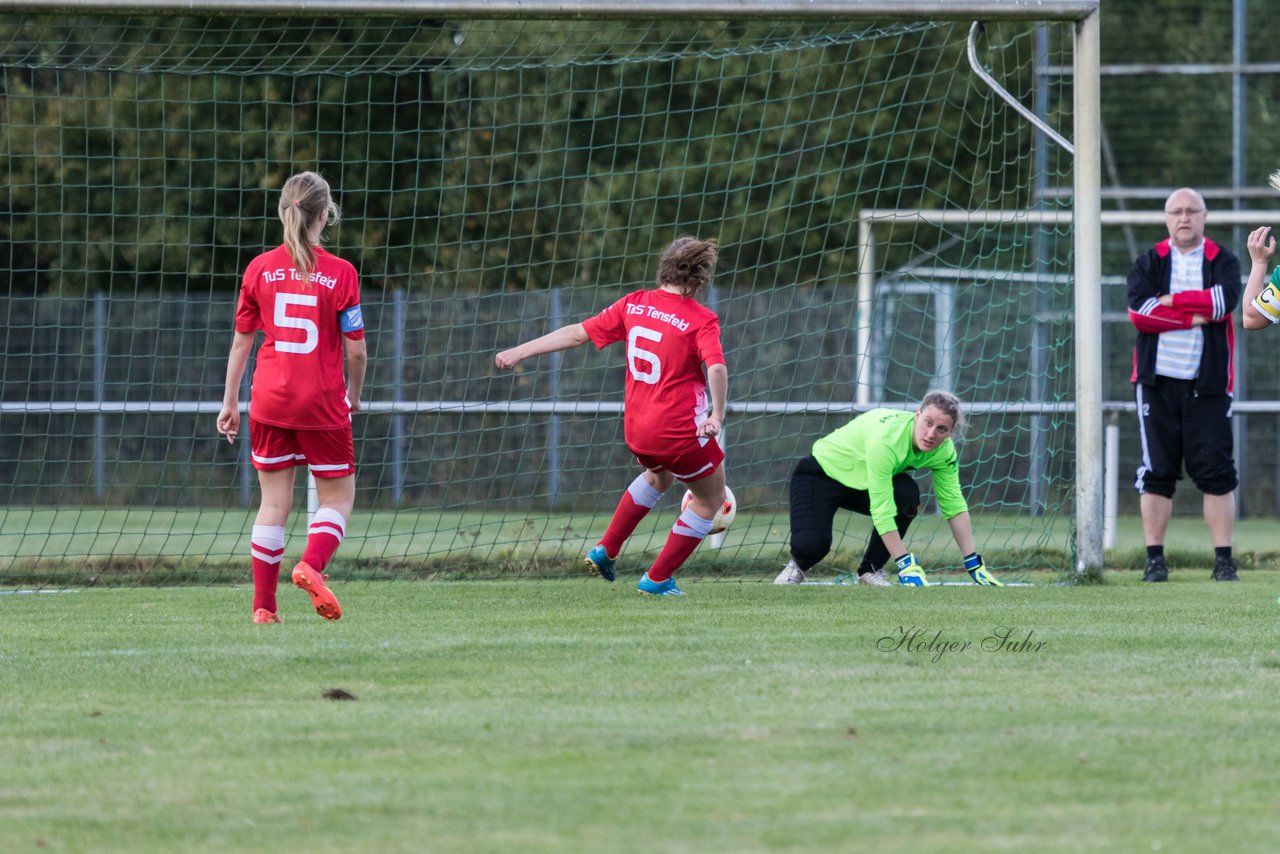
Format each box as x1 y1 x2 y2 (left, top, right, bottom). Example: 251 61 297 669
672 506 714 539
250 525 286 563
310 508 346 543
626 474 665 509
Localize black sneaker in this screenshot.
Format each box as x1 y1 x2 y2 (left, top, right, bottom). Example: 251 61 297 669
1142 555 1169 582
1211 555 1238 582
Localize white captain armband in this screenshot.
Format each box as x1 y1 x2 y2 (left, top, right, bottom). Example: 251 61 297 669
340 305 364 332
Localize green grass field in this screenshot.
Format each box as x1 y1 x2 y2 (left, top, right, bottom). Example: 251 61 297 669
3 575 1279 852
7 508 1280 586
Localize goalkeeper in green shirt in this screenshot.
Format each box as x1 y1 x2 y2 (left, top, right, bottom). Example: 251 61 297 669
773 390 1002 587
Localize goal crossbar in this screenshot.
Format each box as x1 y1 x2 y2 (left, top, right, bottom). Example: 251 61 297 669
0 1 1100 22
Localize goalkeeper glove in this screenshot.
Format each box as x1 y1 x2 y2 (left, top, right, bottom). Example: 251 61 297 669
965 553 1003 587
895 553 929 587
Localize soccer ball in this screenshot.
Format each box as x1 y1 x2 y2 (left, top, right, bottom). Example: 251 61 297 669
681 485 737 535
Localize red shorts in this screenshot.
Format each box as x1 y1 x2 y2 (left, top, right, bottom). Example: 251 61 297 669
632 436 724 483
249 419 355 479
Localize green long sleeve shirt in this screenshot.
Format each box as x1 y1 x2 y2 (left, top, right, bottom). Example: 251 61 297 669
811 408 968 536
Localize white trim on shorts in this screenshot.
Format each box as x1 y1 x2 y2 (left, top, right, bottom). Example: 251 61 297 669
253 452 306 466
671 460 715 481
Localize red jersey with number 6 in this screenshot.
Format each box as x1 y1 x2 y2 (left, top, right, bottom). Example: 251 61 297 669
582 288 725 455
235 244 364 430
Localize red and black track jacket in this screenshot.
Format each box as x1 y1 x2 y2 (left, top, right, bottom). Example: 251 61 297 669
1127 237 1241 394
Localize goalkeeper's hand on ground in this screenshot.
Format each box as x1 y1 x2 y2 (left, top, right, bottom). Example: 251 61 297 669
895 553 929 586
965 553 1003 587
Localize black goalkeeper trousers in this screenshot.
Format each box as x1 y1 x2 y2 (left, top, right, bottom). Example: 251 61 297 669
787 455 921 572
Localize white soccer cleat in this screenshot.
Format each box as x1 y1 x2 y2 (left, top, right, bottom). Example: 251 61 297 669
773 560 806 585
857 569 892 587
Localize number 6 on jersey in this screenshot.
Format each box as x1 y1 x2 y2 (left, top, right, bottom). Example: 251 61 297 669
627 326 662 384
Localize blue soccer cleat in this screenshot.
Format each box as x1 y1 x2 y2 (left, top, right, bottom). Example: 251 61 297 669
637 572 685 596
584 544 617 582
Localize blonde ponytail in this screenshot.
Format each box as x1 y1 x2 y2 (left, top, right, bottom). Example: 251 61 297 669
278 171 339 280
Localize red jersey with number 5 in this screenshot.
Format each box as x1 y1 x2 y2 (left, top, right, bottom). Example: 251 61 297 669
582 288 725 455
235 244 363 430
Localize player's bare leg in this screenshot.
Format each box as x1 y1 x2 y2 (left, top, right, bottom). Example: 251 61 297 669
250 468 295 622
640 467 725 596
292 473 354 620
588 468 673 581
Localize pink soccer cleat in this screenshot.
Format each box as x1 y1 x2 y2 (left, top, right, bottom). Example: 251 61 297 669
291 560 342 620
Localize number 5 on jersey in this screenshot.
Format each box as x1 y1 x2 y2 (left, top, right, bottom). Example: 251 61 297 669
627 326 662 384
275 293 319 353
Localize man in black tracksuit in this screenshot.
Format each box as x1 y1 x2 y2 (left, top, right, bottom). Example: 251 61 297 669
1126 187 1240 582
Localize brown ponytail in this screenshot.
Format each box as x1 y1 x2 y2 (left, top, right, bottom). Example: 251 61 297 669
657 236 718 298
278 171 340 280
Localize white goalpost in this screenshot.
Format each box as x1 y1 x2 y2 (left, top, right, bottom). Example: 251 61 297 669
0 0 1103 585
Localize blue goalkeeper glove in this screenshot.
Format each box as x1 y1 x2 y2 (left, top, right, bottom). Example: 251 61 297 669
895 553 929 586
965 553 1003 587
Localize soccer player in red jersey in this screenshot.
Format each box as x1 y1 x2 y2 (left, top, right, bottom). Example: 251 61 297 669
496 236 727 596
217 171 367 622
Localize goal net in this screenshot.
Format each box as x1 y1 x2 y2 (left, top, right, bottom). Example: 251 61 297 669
0 7 1092 587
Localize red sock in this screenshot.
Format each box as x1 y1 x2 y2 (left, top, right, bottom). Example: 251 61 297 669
599 475 665 558
300 507 346 573
647 508 713 582
250 525 285 613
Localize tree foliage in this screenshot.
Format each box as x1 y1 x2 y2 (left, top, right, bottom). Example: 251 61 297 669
0 14 1051 295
